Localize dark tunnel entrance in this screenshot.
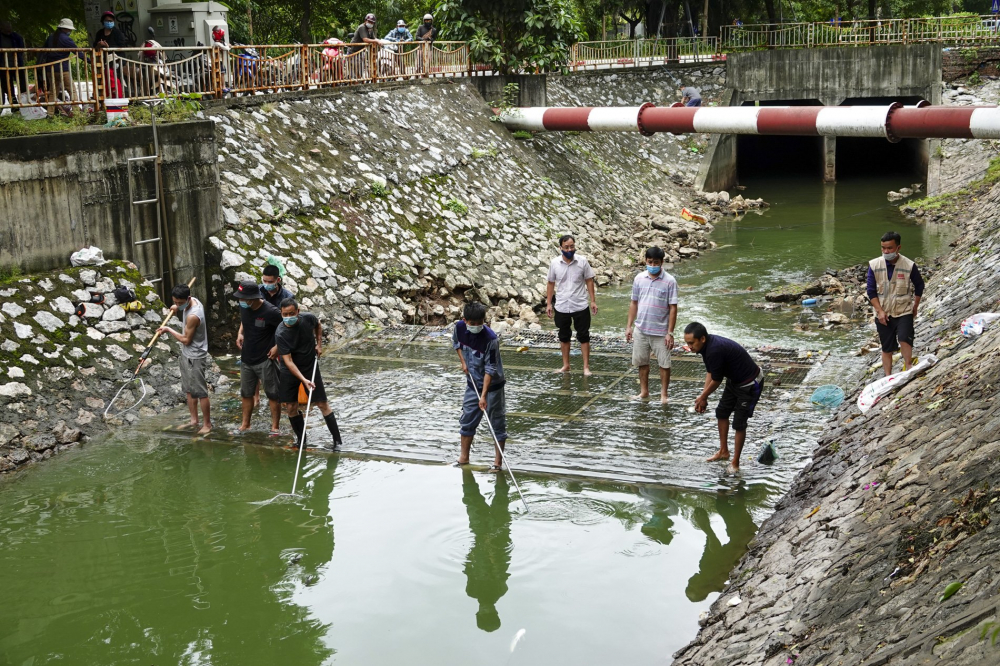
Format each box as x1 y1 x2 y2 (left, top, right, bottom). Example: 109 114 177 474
737 99 823 180
734 98 928 184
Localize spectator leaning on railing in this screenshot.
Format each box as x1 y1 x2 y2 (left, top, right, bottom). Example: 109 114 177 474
0 20 26 107
416 14 438 42
384 20 413 43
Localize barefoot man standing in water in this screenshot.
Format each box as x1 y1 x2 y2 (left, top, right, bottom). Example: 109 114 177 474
158 283 212 435
684 322 765 475
626 247 678 404
546 234 598 376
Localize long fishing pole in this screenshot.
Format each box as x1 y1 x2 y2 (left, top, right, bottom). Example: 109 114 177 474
290 358 319 496
470 376 529 512
104 276 196 419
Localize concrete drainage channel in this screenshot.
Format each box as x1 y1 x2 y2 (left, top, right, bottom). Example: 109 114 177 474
158 325 827 491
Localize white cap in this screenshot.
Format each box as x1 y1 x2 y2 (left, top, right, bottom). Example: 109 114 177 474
57 18 75 30
397 19 406 26
423 14 433 20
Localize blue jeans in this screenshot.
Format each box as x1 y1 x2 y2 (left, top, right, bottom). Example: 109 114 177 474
459 384 507 442
685 98 702 107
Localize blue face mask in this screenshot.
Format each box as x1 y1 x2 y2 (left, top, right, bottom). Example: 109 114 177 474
263 281 279 292
238 300 250 309
647 265 661 275
283 316 298 326
562 250 575 260
467 324 484 334
104 21 115 29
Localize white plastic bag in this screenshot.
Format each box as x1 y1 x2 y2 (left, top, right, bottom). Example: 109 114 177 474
70 246 107 267
857 354 938 413
960 312 1000 337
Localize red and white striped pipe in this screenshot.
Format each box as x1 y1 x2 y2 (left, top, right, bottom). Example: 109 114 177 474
499 103 1000 141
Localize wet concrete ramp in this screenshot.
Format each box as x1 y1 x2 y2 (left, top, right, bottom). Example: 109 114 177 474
322 326 827 491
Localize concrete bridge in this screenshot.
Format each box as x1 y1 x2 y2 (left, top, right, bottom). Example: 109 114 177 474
699 44 942 191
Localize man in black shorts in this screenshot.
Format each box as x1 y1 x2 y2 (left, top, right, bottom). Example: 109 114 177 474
684 322 764 475
545 234 598 375
275 298 342 449
866 231 925 376
232 281 282 436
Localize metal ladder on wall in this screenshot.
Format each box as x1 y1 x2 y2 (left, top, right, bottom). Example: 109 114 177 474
127 115 171 302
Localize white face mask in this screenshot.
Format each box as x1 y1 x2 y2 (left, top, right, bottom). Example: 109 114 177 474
467 324 484 334
883 251 899 262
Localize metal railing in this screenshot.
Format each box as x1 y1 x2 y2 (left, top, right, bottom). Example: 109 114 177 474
721 15 1000 51
570 37 721 70
0 48 99 114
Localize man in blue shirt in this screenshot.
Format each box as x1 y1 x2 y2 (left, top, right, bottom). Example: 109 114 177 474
39 19 81 116
685 322 764 475
453 302 507 471
866 231 925 376
261 264 294 308
0 21 26 107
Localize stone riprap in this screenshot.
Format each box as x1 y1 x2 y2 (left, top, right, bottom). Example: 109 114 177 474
931 78 1000 197
673 182 1000 666
0 263 224 473
203 68 724 348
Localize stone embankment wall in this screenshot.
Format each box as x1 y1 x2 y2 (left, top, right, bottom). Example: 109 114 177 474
203 66 725 348
0 263 224 473
0 121 222 299
673 183 1000 665
927 78 1000 197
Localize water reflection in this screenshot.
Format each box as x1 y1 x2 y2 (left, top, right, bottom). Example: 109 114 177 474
685 490 758 602
461 468 513 633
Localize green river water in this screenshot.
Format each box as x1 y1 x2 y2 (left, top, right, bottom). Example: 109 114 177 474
0 175 954 665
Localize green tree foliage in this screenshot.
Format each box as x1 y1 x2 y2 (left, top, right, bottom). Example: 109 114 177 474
6 2 84 46
435 0 584 72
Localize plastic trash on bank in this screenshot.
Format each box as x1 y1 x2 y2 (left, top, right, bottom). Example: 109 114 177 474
811 385 845 408
856 354 938 413
70 246 107 266
960 312 1000 337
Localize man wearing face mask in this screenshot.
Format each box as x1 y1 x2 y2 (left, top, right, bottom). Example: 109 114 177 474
157 284 212 434
867 231 925 376
384 20 413 43
260 264 294 308
626 246 678 404
416 14 438 42
275 299 343 449
351 13 381 54
231 281 282 436
546 234 597 376
453 302 507 470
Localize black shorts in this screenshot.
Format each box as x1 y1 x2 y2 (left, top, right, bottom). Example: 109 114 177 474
875 314 915 353
278 363 328 404
716 374 764 432
553 307 591 344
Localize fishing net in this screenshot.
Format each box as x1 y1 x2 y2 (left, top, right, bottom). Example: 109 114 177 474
810 385 845 408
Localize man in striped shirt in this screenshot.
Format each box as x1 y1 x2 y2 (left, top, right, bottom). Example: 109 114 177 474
625 247 678 404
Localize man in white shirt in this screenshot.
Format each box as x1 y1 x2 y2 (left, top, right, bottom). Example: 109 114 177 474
546 234 598 376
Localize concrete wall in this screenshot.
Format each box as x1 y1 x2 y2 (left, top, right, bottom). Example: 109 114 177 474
0 121 221 301
473 75 548 108
727 44 942 106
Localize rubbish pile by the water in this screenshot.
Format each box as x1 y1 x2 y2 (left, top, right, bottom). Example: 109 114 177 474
856 355 938 413
960 312 1000 337
810 385 845 408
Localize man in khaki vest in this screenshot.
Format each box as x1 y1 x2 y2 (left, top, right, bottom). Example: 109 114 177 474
866 231 925 376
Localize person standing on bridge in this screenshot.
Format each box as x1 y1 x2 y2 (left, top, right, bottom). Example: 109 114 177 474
546 234 598 376
626 246 678 404
684 322 764 476
867 231 924 377
680 85 702 107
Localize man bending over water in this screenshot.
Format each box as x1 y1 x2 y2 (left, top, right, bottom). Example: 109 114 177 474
684 322 764 475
